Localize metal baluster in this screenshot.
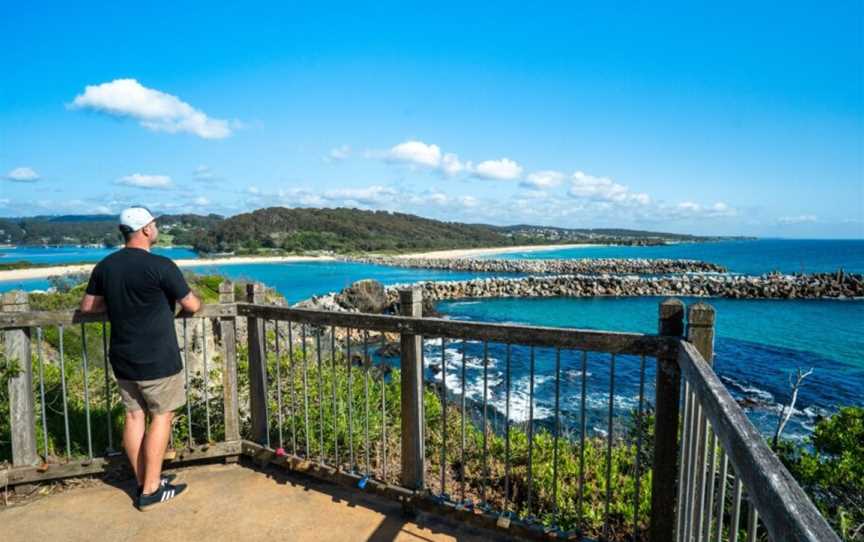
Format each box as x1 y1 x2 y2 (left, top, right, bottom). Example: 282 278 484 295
261 320 270 449
745 498 758 542
713 450 728 542
604 353 616 541
101 321 113 452
694 414 711 541
182 319 192 448
316 328 325 464
288 321 298 456
729 475 743 542
460 339 467 503
202 318 211 443
578 350 588 528
381 336 387 481
552 348 562 526
440 337 447 497
346 328 355 470
504 343 511 513
702 430 717 542
633 354 647 539
36 327 49 458
59 325 71 459
527 346 535 516
302 324 311 458
331 329 339 467
481 340 489 506
363 330 371 476
685 394 703 542
677 383 693 541
274 320 284 450
80 324 94 459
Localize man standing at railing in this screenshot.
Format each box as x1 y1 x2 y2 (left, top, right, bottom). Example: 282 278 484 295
79 206 201 511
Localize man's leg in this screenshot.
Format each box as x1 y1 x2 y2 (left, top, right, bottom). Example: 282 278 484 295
123 409 146 486
141 412 174 495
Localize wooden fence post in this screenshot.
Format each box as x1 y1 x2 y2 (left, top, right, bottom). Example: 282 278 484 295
219 281 240 443
685 302 716 540
3 290 39 467
246 282 269 445
650 297 685 541
399 287 425 490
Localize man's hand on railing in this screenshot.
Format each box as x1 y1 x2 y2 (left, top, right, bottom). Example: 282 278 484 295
79 293 106 314
176 291 202 316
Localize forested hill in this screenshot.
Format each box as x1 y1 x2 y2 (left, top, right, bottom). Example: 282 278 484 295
195 207 518 253
193 207 731 254
1 207 745 254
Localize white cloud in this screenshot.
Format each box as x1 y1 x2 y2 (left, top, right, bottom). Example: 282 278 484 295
116 173 173 189
70 79 232 139
247 186 260 194
327 145 352 161
6 166 40 182
568 171 651 206
387 140 442 168
322 185 398 206
474 158 523 180
440 153 467 176
662 200 737 220
522 170 564 189
193 196 210 206
778 214 818 225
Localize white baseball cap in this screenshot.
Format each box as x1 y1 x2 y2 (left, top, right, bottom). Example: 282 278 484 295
119 206 157 232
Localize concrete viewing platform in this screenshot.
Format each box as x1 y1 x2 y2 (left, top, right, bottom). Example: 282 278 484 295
2 462 514 542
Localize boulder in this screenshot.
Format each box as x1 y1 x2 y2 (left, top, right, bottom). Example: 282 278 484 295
336 279 389 313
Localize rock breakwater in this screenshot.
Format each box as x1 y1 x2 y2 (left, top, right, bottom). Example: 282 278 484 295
345 256 727 275
298 271 863 313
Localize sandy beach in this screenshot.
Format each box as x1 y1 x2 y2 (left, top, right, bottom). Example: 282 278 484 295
0 255 335 282
0 244 599 283
394 243 603 260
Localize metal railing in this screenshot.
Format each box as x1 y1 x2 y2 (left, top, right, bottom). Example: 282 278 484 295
0 284 838 541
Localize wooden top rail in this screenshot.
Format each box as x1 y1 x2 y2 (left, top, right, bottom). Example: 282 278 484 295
0 303 236 329
236 302 676 356
677 340 840 542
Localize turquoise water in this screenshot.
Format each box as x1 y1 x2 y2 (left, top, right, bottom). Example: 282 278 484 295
0 246 198 292
494 239 864 275
186 261 516 304
0 245 197 264
435 296 864 439
1 242 861 439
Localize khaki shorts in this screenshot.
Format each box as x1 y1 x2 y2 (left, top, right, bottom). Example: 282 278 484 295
117 372 186 414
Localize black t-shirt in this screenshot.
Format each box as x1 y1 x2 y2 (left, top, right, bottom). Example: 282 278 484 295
85 247 191 381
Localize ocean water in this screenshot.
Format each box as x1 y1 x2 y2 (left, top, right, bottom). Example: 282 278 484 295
0 245 197 265
0 246 199 293
493 239 864 275
434 296 864 440
1 241 861 439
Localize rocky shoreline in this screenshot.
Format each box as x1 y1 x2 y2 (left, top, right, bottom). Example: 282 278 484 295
344 256 727 275
298 271 864 313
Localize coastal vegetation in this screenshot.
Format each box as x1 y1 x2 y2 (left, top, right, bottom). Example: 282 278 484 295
0 207 747 256
1 276 859 538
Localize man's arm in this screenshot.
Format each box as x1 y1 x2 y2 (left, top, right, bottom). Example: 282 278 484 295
177 291 202 315
79 294 106 313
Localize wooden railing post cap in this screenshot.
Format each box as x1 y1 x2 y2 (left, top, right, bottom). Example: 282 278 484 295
1 290 29 309
399 286 422 304
219 280 235 303
688 302 716 326
246 282 264 294
659 297 684 317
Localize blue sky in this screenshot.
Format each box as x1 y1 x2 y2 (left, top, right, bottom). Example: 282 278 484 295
1 1 861 238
